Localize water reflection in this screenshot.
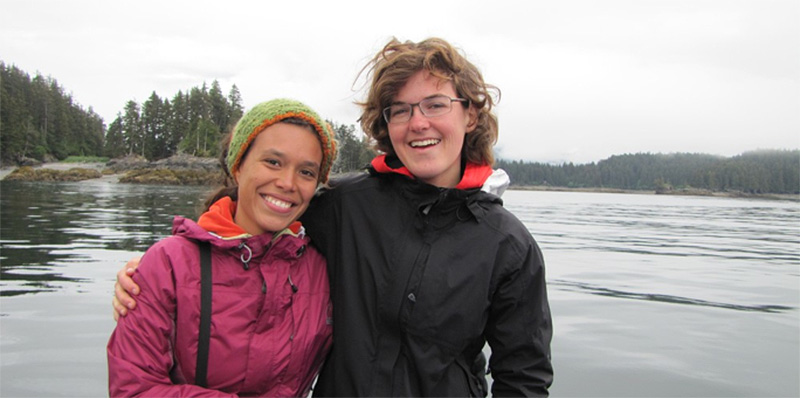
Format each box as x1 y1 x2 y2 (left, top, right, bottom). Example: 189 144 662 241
550 279 795 313
0 180 210 296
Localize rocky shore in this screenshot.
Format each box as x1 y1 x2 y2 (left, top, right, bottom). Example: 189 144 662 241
1 154 224 185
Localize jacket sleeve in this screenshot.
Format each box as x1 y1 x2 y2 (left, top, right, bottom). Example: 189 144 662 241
106 240 237 398
485 235 554 397
300 186 340 259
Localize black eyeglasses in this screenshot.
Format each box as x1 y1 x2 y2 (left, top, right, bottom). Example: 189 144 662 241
382 95 469 124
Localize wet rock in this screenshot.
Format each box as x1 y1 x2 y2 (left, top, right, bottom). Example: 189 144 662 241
3 166 102 182
119 168 224 186
105 155 150 172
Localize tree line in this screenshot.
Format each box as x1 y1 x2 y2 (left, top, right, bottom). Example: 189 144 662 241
1 62 105 163
1 61 374 173
101 84 375 174
102 80 245 160
2 61 797 193
497 150 800 194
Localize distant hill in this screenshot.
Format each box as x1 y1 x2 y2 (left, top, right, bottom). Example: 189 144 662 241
497 150 800 194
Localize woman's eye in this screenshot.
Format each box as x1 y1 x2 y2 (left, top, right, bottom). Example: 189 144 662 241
391 107 409 117
426 101 447 110
265 159 280 167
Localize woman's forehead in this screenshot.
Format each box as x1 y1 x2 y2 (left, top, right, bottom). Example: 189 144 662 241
394 70 456 99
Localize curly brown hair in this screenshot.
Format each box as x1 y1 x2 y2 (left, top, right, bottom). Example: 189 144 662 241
357 37 500 166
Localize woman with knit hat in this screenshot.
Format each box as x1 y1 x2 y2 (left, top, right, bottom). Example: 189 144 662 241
107 98 337 397
114 37 553 397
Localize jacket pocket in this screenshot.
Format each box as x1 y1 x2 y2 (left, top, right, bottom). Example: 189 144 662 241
455 354 487 397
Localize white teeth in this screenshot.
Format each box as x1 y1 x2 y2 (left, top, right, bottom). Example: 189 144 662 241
264 195 291 209
410 139 440 148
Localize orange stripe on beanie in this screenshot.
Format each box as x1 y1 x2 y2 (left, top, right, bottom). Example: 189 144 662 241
226 99 338 183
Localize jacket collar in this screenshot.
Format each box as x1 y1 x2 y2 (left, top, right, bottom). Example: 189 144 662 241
174 197 308 262
370 155 503 223
196 196 303 240
369 154 494 190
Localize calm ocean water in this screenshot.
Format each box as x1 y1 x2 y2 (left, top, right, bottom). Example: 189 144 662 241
1 180 798 397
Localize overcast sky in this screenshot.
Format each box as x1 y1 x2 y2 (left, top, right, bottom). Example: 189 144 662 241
2 0 798 164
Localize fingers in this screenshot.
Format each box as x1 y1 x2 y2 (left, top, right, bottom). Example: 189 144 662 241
112 257 143 321
117 261 141 296
115 278 137 305
113 281 133 317
125 256 141 271
119 268 140 296
112 295 123 322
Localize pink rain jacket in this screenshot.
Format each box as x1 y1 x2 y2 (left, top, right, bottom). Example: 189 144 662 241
107 197 333 397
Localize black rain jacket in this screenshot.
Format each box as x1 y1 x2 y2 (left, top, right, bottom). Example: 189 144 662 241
302 162 553 397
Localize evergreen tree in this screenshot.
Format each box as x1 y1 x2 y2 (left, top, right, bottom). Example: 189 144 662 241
0 63 29 161
182 86 210 155
104 115 125 158
46 80 70 159
209 80 229 134
330 121 375 173
226 84 244 133
167 91 190 156
27 74 48 157
141 92 168 160
122 100 142 156
78 106 105 156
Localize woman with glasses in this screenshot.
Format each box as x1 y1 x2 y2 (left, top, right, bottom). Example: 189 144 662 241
114 37 553 397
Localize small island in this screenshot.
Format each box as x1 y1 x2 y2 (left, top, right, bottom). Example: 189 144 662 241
1 154 223 186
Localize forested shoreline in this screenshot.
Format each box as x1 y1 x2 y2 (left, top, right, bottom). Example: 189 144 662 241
2 61 797 194
1 62 105 162
498 150 799 194
0 61 374 175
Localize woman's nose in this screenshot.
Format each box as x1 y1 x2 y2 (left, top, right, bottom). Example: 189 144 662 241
408 104 430 131
274 169 296 191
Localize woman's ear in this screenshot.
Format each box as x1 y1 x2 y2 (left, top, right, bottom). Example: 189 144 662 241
465 106 479 133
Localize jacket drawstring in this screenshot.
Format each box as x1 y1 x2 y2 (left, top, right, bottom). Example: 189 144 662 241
288 245 305 293
239 241 302 293
238 242 253 270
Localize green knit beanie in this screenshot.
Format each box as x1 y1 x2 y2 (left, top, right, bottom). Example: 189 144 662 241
227 98 338 183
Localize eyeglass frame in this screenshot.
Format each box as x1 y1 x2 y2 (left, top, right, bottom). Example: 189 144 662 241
382 95 470 124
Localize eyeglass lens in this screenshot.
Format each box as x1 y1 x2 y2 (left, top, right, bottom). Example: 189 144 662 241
384 96 458 123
